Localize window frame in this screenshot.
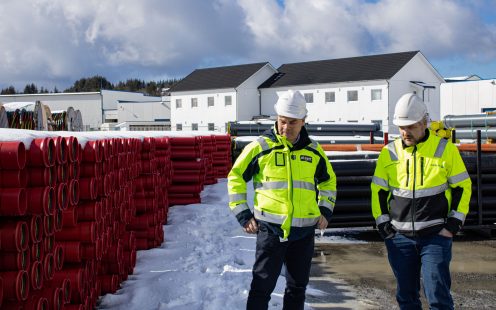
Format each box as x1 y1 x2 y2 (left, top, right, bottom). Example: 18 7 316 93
325 91 335 103
347 90 358 102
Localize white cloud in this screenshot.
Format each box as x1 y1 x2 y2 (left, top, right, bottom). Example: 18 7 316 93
0 0 495 90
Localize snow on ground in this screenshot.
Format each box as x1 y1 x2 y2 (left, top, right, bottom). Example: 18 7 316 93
97 179 365 310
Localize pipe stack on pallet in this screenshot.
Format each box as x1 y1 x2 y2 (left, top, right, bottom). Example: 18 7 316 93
169 137 205 206
212 135 232 179
0 130 231 309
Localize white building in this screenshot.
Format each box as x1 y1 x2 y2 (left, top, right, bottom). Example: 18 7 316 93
0 90 164 130
259 51 445 134
114 96 171 131
440 79 496 117
168 62 278 132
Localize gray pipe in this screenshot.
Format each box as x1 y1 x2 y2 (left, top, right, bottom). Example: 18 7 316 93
452 128 496 140
443 114 496 128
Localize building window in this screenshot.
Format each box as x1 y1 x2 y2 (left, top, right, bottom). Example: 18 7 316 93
207 96 214 107
192 123 198 131
347 90 358 102
191 98 198 108
371 89 382 101
175 99 182 108
325 92 335 103
304 93 313 103
225 95 232 106
176 124 182 131
208 123 215 131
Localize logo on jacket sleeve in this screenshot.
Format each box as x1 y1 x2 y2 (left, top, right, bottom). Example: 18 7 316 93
300 155 312 163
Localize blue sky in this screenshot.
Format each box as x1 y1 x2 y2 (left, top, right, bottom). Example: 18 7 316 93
0 0 495 91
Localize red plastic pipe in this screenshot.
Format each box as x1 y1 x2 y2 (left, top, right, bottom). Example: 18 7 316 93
0 141 26 170
31 241 44 263
0 188 27 216
79 177 97 200
68 179 79 206
23 295 49 310
41 286 63 310
53 268 83 303
66 136 79 163
28 137 56 167
62 207 78 228
0 270 29 301
54 136 68 165
20 214 43 243
0 169 28 188
43 253 55 281
43 235 55 254
26 167 51 187
0 221 28 251
59 241 82 263
57 163 68 183
55 222 96 243
53 243 64 271
169 184 202 194
43 213 55 237
29 260 43 290
80 162 99 178
76 201 102 222
54 208 64 232
26 186 55 216
82 140 102 163
98 274 119 294
0 248 30 271
69 162 80 180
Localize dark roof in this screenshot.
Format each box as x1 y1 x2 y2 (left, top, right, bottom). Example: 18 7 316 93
169 62 269 92
259 51 419 88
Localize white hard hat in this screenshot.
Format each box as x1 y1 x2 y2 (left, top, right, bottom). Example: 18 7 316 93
274 90 307 119
393 93 428 126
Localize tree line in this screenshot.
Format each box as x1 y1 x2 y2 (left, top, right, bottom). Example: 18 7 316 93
0 75 181 97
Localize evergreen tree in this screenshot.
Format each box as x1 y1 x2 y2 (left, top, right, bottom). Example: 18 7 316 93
1 85 16 94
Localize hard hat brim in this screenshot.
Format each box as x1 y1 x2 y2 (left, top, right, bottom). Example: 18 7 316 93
393 119 420 127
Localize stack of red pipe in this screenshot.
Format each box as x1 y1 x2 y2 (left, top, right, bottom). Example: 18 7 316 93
0 132 231 308
212 135 232 178
169 137 205 206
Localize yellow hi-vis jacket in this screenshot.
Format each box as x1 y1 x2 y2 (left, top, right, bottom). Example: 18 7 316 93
371 129 472 236
228 125 337 239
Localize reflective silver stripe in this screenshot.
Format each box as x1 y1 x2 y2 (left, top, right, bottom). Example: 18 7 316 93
309 140 319 149
434 138 448 158
391 218 445 230
231 203 250 216
318 199 334 211
387 142 398 161
254 181 315 191
376 214 390 225
448 210 466 222
257 137 270 151
391 183 448 198
253 181 287 190
254 208 284 224
319 190 336 198
229 193 247 203
448 171 470 184
253 209 319 227
372 176 388 188
293 181 315 190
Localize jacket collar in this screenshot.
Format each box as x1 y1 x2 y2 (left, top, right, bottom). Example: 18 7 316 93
262 121 312 151
401 129 430 149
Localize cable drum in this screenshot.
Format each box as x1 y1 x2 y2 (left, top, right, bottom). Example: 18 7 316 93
0 103 8 128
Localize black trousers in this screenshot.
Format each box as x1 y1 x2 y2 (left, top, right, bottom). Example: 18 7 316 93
247 225 315 310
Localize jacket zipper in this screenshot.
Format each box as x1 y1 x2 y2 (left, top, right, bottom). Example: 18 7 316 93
411 146 417 236
420 157 424 186
405 159 410 187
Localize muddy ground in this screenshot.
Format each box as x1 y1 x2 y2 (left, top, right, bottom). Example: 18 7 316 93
306 229 496 309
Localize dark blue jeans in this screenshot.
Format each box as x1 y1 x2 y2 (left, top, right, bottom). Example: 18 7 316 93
385 233 454 310
247 225 314 310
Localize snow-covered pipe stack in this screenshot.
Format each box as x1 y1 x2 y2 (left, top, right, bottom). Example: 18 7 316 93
200 136 216 185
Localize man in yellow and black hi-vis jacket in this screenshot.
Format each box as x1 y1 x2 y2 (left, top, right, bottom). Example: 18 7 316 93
228 90 336 310
371 93 471 310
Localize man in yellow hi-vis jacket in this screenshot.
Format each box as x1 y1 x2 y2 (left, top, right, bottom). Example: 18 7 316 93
228 90 337 310
371 93 472 310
